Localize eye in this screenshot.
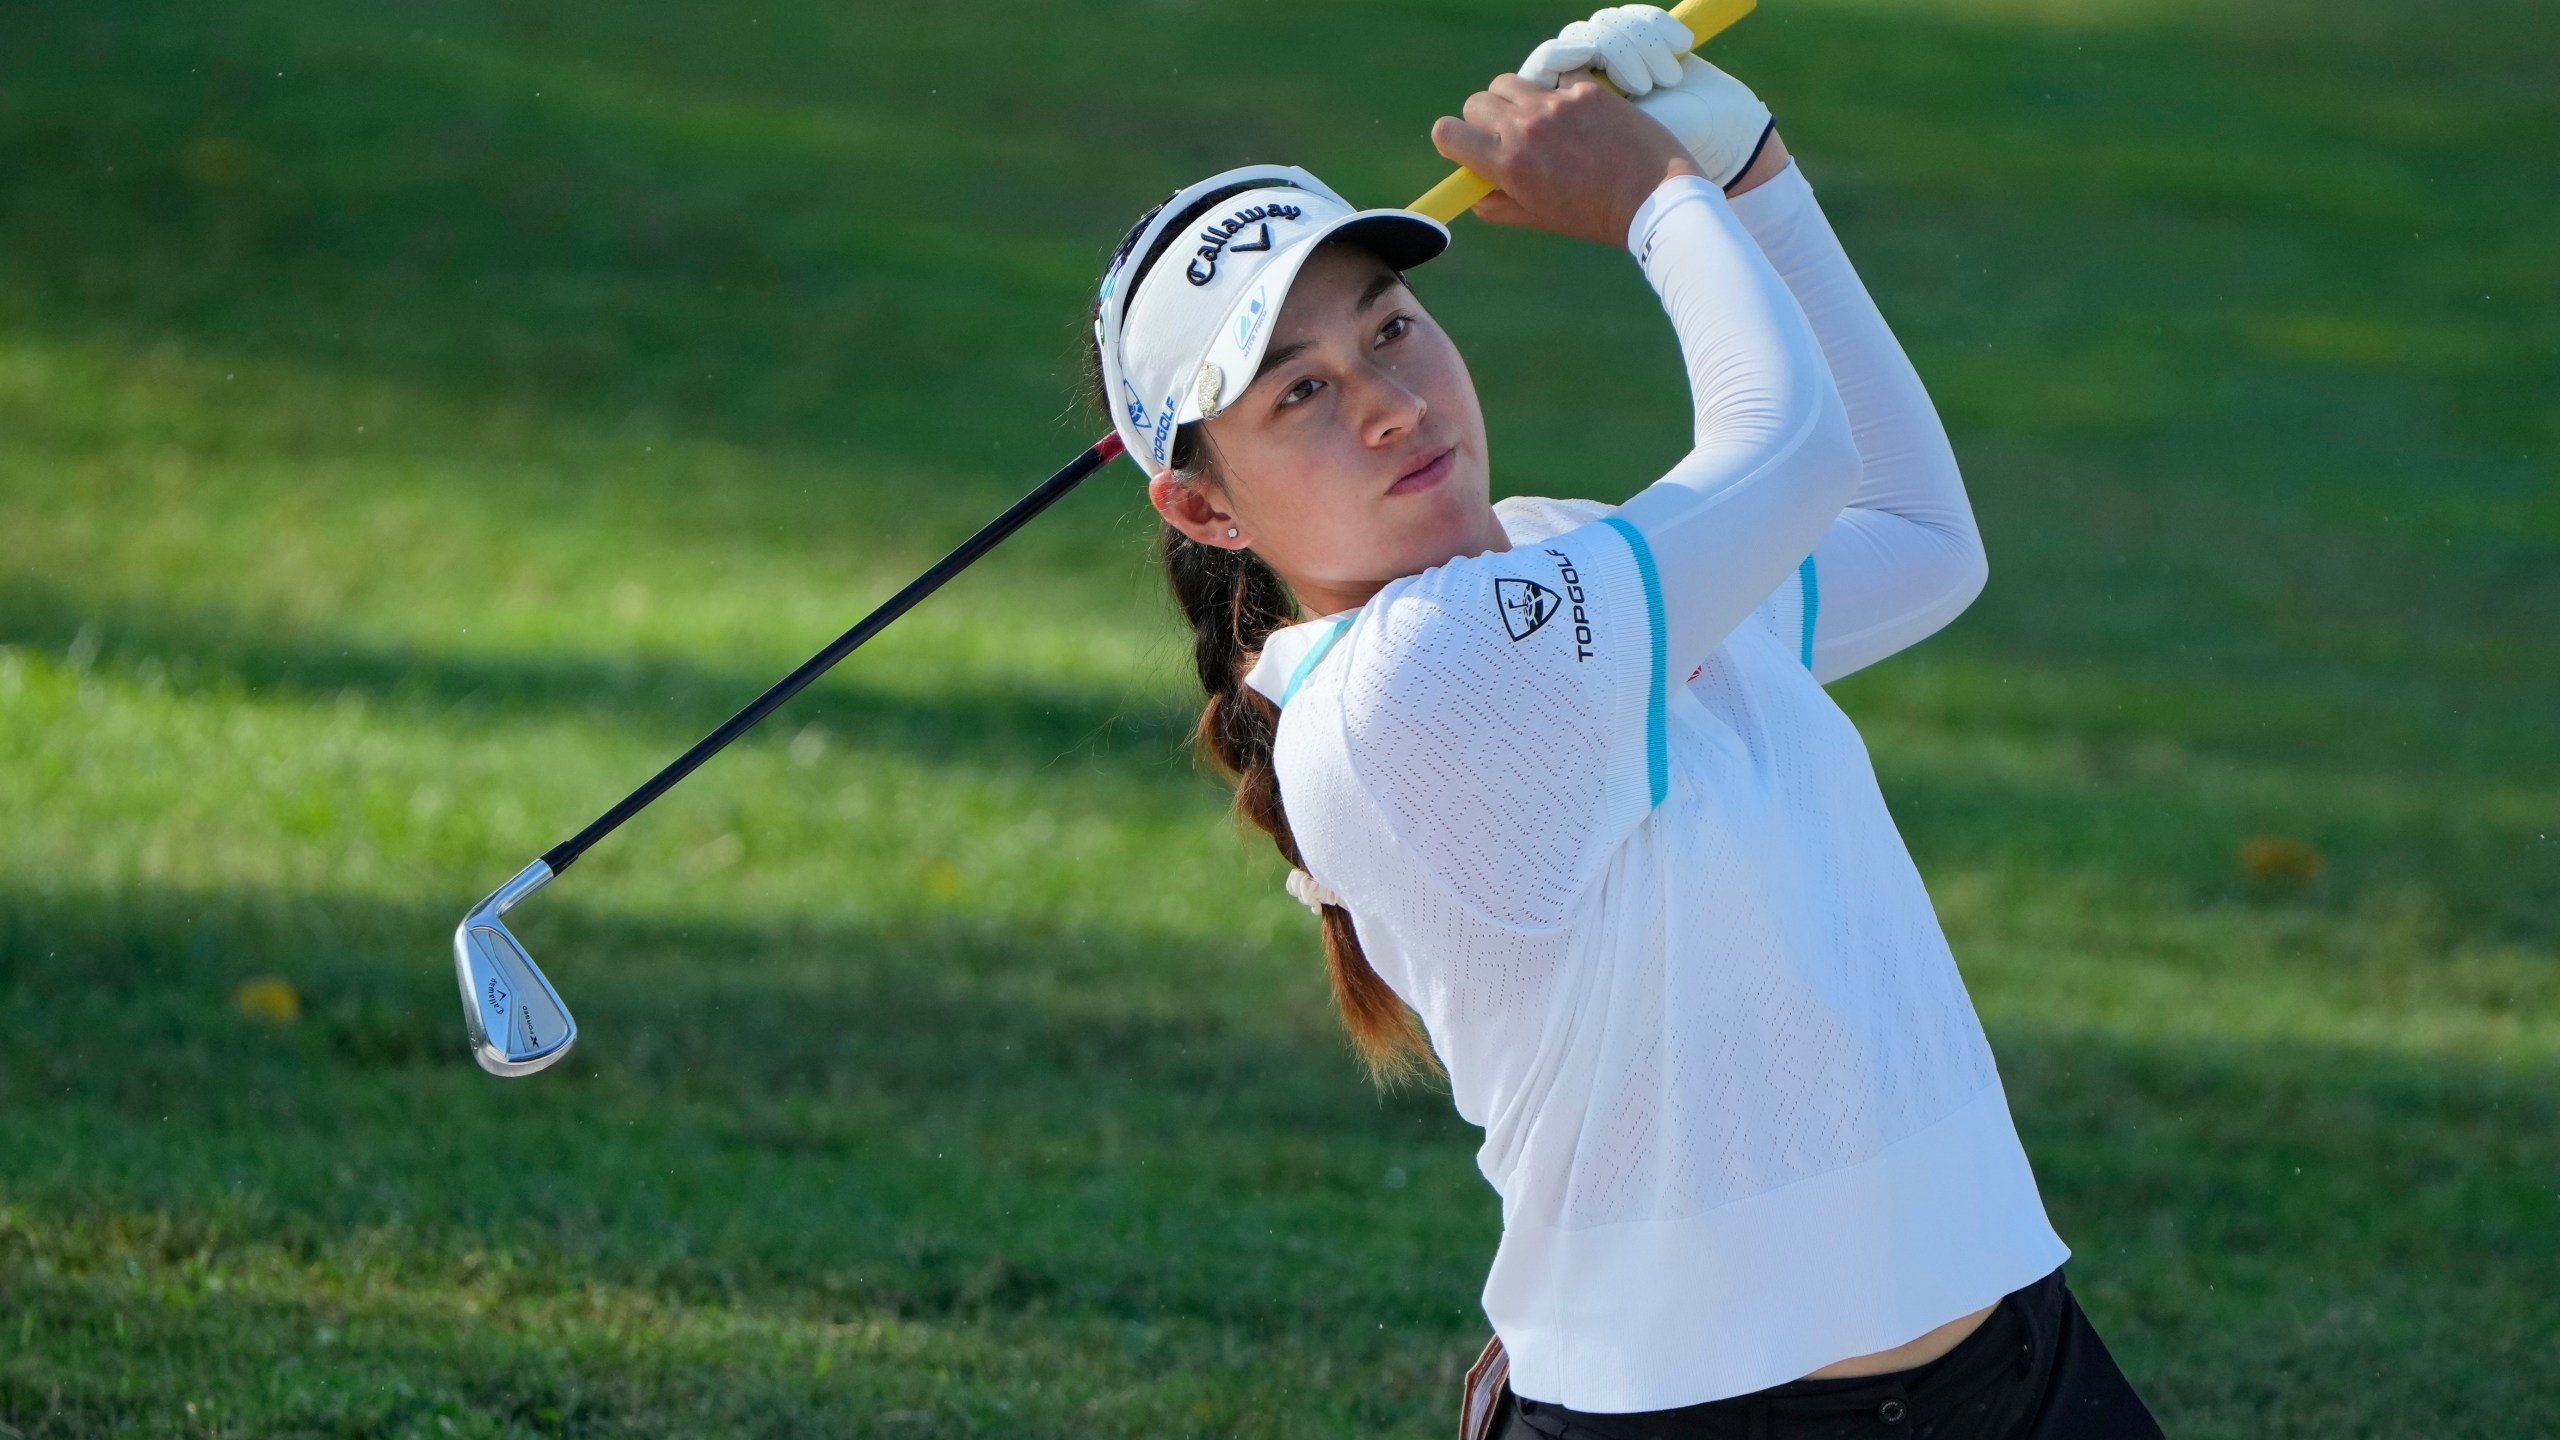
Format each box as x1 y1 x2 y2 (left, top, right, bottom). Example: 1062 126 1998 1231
1277 376 1324 409
1377 314 1412 345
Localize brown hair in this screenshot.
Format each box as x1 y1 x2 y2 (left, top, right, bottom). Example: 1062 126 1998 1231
1086 188 1435 1084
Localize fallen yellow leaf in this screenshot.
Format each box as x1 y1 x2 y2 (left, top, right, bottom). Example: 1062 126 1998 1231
233 976 301 1023
2240 834 2326 881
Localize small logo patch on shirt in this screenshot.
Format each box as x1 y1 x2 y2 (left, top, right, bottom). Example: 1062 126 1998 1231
1495 578 1561 641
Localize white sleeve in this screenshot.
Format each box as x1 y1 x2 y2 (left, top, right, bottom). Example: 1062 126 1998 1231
1328 517 1659 932
1310 177 1860 930
1611 175 1864 694
1729 162 1988 683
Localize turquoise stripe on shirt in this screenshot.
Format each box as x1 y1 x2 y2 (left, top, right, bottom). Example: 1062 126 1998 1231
1278 617 1352 708
1798 555 1820 670
1598 517 1669 808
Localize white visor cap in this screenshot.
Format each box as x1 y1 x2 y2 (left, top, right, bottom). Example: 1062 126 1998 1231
1096 166 1449 474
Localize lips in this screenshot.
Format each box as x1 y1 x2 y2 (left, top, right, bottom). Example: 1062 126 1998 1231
1388 445 1455 496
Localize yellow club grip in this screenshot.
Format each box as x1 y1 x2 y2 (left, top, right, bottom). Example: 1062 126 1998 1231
1406 0 1757 223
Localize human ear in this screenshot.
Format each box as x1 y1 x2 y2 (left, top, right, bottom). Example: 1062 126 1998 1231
1148 470 1246 549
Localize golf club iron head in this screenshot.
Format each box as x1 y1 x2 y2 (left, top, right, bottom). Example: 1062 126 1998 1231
453 860 576 1077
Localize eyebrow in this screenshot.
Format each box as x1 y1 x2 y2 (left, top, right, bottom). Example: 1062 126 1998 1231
1251 339 1312 385
1250 270 1410 386
1355 269 1406 312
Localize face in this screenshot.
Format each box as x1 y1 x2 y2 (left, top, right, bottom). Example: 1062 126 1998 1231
1148 242 1501 618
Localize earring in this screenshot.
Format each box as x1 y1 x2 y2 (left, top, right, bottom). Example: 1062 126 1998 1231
1226 527 1240 540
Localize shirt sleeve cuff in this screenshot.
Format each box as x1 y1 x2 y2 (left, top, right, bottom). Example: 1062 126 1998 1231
1724 159 1812 243
1625 173 1729 261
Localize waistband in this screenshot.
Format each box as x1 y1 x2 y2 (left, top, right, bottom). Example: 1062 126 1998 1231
1512 1267 2066 1440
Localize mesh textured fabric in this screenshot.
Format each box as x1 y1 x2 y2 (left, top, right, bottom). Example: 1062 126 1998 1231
1321 504 1656 934
1288 495 1999 1215
1278 498 2059 1409
1252 170 2064 1411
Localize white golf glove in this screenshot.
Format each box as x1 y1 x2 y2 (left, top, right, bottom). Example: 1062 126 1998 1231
1519 5 1775 189
1520 4 1694 94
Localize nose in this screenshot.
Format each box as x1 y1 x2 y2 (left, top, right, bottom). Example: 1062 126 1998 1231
1355 361 1428 450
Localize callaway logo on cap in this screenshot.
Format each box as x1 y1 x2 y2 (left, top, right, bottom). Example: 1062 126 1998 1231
1096 165 1450 471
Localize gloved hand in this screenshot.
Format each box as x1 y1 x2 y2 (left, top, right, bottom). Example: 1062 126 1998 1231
1519 4 1694 94
1518 5 1776 189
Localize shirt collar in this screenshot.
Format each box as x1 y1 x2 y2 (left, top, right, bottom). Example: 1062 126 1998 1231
1243 609 1360 707
1237 501 1594 708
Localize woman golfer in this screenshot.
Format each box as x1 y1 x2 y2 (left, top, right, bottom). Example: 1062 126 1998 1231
1087 8 2159 1435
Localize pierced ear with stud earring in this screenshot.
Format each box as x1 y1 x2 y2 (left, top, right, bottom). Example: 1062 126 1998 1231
1226 527 1240 540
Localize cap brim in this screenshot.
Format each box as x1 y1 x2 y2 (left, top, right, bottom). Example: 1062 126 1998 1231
1330 210 1450 272
1176 208 1451 426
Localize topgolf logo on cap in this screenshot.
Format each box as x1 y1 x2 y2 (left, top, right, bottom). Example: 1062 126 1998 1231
1186 202 1306 286
1151 384 1182 463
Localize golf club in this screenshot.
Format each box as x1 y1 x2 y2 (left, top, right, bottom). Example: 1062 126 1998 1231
452 432 1123 1075
453 0 1756 1078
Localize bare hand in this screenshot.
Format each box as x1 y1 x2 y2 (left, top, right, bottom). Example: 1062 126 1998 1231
1430 72 1703 247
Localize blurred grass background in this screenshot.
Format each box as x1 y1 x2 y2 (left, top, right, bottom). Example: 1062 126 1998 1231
1 0 2554 1433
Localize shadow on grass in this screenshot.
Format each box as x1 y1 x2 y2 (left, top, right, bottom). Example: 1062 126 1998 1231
0 577 1198 780
6 0 2543 480
0 0 1150 480
0 880 1357 1107
1 875 2554 1436
0 878 1482 1366
10 568 2552 950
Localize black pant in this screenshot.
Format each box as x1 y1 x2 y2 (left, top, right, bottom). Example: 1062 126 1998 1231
1495 1269 2161 1440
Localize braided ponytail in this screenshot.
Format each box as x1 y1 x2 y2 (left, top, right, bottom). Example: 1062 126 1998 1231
1159 507 1435 1084
1086 187 1435 1084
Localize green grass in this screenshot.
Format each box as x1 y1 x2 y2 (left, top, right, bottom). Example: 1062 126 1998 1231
3 0 2555 1433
